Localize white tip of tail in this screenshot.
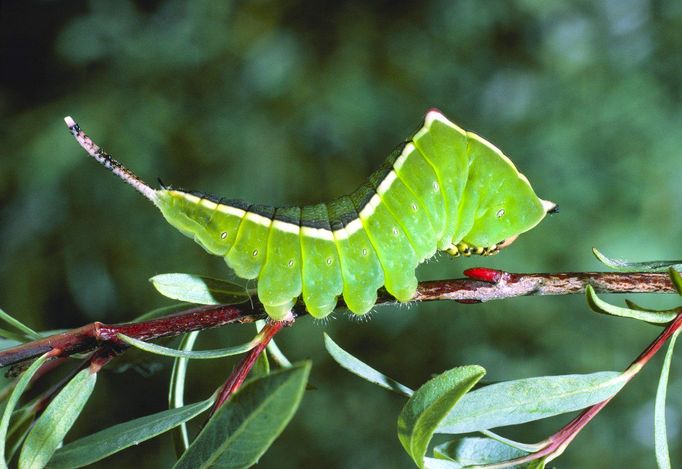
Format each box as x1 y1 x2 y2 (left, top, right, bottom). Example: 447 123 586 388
64 116 76 128
542 199 558 214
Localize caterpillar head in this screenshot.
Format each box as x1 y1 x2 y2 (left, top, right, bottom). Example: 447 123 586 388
449 199 557 257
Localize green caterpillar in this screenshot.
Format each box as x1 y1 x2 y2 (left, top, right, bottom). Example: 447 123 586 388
65 110 554 320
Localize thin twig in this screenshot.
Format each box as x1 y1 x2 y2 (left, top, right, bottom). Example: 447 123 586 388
0 303 265 368
0 271 677 369
418 268 676 303
210 320 288 416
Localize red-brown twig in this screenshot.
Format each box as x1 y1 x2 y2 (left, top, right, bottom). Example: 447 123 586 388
209 320 287 416
0 271 676 369
0 303 264 369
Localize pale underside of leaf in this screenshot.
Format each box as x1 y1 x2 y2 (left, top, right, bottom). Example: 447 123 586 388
437 371 628 434
118 333 259 359
398 366 486 468
592 248 682 273
150 273 253 305
324 333 413 397
585 285 677 324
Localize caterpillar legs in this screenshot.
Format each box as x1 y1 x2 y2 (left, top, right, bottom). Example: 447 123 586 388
445 239 512 257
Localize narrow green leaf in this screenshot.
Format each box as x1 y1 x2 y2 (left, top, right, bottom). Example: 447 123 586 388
398 366 486 468
169 331 200 455
480 430 546 453
437 371 628 434
6 404 38 462
19 368 96 469
586 285 676 324
624 299 671 314
49 399 214 469
150 273 252 305
592 248 682 273
0 309 40 341
434 437 530 466
0 329 33 344
118 333 259 359
0 354 50 468
654 328 680 469
174 361 311 469
424 457 464 469
668 268 682 296
423 455 546 469
324 333 413 397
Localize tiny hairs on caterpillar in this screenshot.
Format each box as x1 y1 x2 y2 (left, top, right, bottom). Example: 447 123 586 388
65 110 555 320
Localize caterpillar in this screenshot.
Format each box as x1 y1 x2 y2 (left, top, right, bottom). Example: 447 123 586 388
65 110 555 320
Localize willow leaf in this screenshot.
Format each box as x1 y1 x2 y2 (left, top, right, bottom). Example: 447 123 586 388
150 273 252 305
437 371 628 434
434 437 530 467
324 333 413 397
49 399 213 468
654 328 680 469
0 354 50 468
118 333 259 359
398 366 485 468
19 368 96 469
586 285 676 324
592 248 682 273
174 362 310 469
0 309 40 342
168 331 200 455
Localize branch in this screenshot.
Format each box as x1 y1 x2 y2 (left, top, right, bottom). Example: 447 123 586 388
415 268 675 302
0 270 676 368
0 303 262 368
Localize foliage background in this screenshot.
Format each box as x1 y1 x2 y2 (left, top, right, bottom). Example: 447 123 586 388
1 0 681 467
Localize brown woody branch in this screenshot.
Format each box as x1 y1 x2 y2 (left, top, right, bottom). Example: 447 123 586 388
0 270 676 369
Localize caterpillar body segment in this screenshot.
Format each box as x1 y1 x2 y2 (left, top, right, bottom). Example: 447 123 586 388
326 196 385 316
412 113 470 250
392 143 447 242
257 207 303 319
368 159 438 263
353 183 419 303
299 204 343 318
225 206 273 280
66 110 554 320
154 191 245 257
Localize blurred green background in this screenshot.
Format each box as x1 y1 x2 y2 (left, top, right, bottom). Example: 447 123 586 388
1 0 681 467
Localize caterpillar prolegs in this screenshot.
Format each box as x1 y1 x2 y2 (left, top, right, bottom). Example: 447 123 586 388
65 110 555 320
